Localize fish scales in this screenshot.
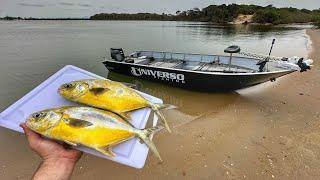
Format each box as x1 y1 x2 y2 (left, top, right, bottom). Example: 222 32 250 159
58 79 171 132
26 106 163 161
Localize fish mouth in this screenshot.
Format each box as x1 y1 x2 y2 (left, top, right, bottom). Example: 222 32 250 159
57 87 64 95
25 119 33 129
58 88 82 100
58 85 66 92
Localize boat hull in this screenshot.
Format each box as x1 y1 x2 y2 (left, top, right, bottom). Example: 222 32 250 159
103 60 295 91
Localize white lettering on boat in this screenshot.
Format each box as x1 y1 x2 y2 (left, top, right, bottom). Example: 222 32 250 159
131 67 185 83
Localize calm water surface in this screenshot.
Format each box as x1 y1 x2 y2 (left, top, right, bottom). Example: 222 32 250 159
0 20 311 115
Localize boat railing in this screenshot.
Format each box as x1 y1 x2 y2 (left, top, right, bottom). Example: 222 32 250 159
137 51 263 71
139 51 219 63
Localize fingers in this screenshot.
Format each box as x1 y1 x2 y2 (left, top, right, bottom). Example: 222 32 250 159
20 123 44 147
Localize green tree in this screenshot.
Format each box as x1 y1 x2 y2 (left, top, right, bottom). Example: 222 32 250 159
253 9 280 24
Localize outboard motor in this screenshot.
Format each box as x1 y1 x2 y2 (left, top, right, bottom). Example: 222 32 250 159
297 58 311 72
283 56 313 72
110 48 125 62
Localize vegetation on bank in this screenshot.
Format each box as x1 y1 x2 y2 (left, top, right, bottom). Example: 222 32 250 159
90 4 320 25
1 4 320 26
314 20 320 29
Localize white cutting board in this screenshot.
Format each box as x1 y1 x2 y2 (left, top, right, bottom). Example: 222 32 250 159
0 65 162 169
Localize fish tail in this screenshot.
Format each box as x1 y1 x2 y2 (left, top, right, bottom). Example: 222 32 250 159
137 126 164 162
154 103 177 111
150 104 173 133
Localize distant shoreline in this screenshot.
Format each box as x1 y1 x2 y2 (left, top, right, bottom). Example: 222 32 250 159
0 18 315 27
1 4 320 26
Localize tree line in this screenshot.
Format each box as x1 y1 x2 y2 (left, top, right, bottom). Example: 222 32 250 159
90 4 320 25
1 4 319 27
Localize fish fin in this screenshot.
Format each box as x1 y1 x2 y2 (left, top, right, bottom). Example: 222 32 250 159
116 112 135 127
121 82 138 89
154 103 177 111
137 126 164 162
63 118 93 128
150 104 173 133
96 146 116 157
89 87 110 95
118 112 132 121
64 140 77 146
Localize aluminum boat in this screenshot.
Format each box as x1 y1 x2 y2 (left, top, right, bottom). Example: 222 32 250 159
103 45 312 91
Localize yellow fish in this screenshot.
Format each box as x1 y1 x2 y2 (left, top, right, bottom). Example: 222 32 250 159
26 106 163 161
58 79 171 132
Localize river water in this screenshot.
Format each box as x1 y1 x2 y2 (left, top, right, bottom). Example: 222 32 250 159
0 20 310 113
0 20 314 179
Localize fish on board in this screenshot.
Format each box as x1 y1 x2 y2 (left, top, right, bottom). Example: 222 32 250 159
58 79 172 132
26 106 163 161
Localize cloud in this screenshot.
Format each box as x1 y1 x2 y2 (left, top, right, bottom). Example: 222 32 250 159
78 3 91 7
18 3 45 7
59 2 92 8
59 2 75 6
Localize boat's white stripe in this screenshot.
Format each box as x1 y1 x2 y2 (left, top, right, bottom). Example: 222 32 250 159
103 59 295 76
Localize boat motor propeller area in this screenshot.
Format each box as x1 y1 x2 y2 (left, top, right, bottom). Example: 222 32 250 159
297 58 312 72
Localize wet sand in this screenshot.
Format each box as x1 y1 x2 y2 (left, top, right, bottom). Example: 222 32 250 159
0 29 319 179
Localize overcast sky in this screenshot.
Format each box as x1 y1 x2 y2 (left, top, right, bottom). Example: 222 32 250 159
0 0 319 18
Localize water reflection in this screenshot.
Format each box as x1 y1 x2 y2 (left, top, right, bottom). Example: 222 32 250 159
0 20 309 111
108 73 240 116
172 23 309 57
178 24 306 39
178 23 307 33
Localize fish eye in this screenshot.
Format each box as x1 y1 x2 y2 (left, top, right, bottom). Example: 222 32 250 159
63 83 74 89
32 113 41 118
32 112 46 119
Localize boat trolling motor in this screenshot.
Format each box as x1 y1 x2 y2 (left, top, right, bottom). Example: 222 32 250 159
256 39 276 72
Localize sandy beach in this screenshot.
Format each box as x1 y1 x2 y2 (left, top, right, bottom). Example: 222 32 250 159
0 28 319 179
75 29 320 179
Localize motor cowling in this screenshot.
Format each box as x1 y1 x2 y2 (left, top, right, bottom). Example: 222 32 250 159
286 56 313 72
297 58 312 72
110 48 125 62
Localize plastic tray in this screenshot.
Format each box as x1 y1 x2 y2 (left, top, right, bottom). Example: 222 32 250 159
0 65 162 168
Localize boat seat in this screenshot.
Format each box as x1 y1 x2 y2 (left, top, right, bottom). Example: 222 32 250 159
224 45 241 54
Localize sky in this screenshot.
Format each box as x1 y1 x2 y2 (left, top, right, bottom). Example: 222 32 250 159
0 0 319 18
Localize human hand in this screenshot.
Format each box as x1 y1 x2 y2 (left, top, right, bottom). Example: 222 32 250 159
20 123 82 163
20 123 82 180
